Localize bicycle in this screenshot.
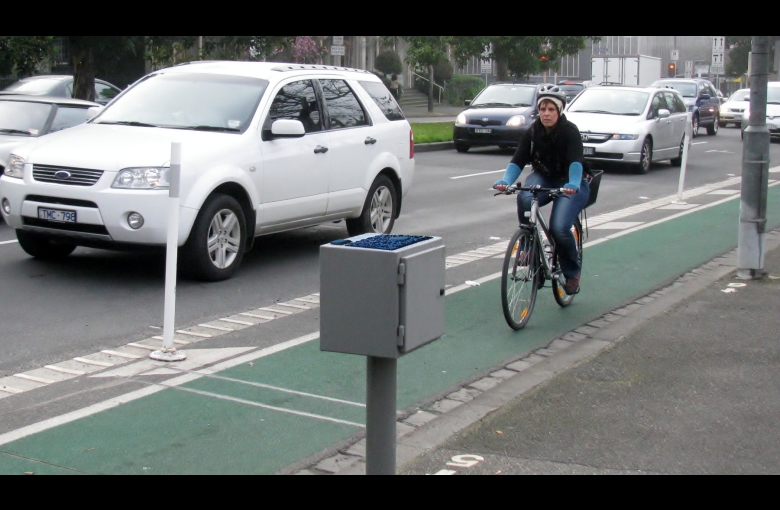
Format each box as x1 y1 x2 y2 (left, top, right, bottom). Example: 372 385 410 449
494 185 585 331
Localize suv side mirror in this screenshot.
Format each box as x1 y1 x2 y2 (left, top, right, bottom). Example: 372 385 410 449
464 100 472 106
269 119 305 139
658 109 671 119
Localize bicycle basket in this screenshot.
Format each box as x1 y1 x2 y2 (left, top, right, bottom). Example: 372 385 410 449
584 170 603 210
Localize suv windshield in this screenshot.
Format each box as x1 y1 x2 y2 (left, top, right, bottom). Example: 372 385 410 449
768 86 780 105
0 101 52 136
472 85 535 107
568 89 649 116
94 73 269 133
729 90 750 102
657 81 698 98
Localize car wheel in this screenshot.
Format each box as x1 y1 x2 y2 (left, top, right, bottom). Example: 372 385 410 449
635 138 652 174
183 194 246 282
455 143 470 153
347 174 397 237
670 135 685 166
718 121 727 128
16 230 77 260
707 116 719 135
692 115 700 138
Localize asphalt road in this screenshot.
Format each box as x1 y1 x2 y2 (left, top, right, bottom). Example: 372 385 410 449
0 126 775 380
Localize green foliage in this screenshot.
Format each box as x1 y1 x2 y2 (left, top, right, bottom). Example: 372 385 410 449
0 36 55 77
434 60 454 83
375 51 403 76
445 74 486 106
402 36 449 69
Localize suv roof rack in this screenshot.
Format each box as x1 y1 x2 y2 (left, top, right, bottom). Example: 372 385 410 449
271 64 373 74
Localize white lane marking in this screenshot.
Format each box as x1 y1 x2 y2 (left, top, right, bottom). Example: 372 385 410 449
198 324 234 332
591 222 645 230
257 307 293 316
276 303 311 310
0 240 18 245
176 330 212 339
690 142 708 145
13 374 55 385
770 166 780 173
73 357 113 368
707 189 740 195
44 365 86 376
153 336 190 345
0 385 24 395
658 204 700 210
450 169 505 180
240 313 276 321
219 318 254 326
434 470 458 475
101 350 142 360
127 343 157 352
294 297 320 305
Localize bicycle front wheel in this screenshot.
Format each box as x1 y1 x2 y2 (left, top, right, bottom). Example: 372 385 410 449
553 218 583 308
502 228 540 331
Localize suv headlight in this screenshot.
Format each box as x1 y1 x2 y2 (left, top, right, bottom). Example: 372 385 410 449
112 167 170 189
455 113 467 126
4 155 25 179
507 115 526 127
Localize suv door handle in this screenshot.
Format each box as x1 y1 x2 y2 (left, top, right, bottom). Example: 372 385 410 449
365 137 377 145
314 146 329 154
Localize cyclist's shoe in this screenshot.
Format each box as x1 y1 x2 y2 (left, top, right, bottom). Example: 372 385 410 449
563 273 581 296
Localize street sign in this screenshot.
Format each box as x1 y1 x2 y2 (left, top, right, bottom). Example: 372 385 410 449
685 60 693 79
695 65 710 77
711 52 724 74
711 36 725 74
712 36 725 54
333 36 344 46
481 60 492 73
671 49 680 61
331 45 345 56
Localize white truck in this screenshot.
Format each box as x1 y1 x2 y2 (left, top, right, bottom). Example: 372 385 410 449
591 55 662 87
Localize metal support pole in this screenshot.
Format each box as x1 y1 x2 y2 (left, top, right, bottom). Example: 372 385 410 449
366 356 397 475
151 143 186 362
673 112 694 204
738 37 771 280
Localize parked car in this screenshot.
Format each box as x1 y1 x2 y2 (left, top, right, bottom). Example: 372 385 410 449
0 96 101 223
0 62 415 281
651 78 721 137
565 85 689 174
557 80 595 102
453 82 555 153
0 75 122 105
720 88 750 127
740 82 780 141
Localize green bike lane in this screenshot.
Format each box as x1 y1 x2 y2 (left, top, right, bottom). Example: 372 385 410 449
2 185 779 475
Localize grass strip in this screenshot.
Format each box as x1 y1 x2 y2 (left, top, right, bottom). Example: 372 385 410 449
411 122 454 144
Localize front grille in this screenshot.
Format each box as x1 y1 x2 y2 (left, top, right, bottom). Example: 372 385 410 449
33 165 104 187
470 119 503 127
731 108 744 113
23 217 110 235
581 133 612 145
25 195 98 208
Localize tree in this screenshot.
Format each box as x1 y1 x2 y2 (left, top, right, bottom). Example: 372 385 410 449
726 36 752 78
375 51 403 76
402 36 450 112
69 37 143 101
0 36 55 78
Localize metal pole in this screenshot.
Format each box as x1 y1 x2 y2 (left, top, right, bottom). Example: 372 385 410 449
151 143 186 362
366 356 397 475
738 36 771 280
673 112 694 204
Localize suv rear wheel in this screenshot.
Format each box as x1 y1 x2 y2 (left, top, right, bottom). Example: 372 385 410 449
707 115 719 135
183 194 246 282
692 115 700 138
16 231 77 260
347 174 397 237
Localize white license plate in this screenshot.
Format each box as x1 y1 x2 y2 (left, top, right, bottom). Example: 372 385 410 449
768 123 777 130
584 147 595 155
38 207 77 223
474 128 492 134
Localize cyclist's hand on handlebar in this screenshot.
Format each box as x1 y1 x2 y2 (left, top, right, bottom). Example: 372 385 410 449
563 184 580 196
493 179 510 193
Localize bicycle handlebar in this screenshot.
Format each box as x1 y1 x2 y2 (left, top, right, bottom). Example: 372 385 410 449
493 185 568 197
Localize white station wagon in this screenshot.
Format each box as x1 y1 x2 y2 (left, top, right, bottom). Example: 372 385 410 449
0 62 416 281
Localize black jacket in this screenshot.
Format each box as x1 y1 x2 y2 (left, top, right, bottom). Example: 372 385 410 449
510 115 584 182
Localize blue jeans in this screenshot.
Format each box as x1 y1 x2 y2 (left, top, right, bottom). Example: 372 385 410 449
517 172 591 279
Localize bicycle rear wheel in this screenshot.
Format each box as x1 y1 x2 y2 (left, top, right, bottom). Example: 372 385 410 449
553 218 583 308
502 228 540 330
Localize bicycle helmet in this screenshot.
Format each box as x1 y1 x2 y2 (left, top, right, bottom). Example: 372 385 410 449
536 84 567 114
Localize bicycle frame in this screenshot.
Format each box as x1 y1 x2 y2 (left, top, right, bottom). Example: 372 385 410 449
526 194 567 287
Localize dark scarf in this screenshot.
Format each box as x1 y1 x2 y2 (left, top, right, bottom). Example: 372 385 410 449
530 115 572 180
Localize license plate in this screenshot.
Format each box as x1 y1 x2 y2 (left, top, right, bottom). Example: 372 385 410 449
768 123 777 130
474 128 492 134
38 207 77 223
584 147 595 155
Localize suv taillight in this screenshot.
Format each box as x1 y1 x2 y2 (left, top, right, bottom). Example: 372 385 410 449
410 130 415 159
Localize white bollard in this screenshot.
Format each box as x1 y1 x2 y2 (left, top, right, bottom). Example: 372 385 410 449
151 143 187 363
673 112 694 205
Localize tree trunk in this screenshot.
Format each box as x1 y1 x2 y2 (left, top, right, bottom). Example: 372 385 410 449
71 38 95 102
428 64 435 112
497 58 510 82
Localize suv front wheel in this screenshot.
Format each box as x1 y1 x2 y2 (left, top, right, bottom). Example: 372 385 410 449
183 194 246 282
16 230 77 260
347 174 398 237
707 115 719 136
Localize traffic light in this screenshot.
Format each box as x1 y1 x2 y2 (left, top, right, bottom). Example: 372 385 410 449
668 63 676 78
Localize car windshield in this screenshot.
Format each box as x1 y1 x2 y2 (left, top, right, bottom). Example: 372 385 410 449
768 87 780 104
0 101 52 136
658 81 698 98
94 73 269 133
3 78 61 95
471 86 535 107
729 90 750 102
568 89 649 116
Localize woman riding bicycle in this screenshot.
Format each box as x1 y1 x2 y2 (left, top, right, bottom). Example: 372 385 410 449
494 85 590 296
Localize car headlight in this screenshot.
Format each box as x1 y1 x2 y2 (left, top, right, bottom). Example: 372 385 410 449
507 115 526 127
4 155 25 179
610 134 639 141
720 107 730 113
112 167 170 189
455 113 467 126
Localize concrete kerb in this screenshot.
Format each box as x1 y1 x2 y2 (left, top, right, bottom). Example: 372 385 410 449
294 229 780 476
415 142 455 153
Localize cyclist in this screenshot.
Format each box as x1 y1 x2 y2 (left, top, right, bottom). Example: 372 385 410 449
494 85 590 296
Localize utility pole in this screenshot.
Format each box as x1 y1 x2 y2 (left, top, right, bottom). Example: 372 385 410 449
738 36 771 280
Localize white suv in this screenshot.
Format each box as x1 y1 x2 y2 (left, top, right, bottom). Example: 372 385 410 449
0 62 415 281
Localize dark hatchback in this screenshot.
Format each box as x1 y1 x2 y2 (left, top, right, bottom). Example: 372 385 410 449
453 82 553 153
